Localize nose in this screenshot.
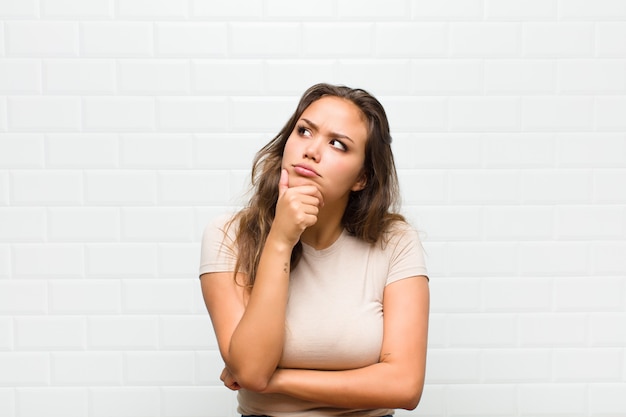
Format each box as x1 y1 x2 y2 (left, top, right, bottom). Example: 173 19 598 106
303 137 322 162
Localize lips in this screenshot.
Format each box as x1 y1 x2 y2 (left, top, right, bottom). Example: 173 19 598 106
292 164 321 177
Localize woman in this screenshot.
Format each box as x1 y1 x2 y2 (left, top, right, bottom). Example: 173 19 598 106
200 83 429 416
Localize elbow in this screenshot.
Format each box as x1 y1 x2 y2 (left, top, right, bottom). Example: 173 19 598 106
396 380 424 410
230 370 271 393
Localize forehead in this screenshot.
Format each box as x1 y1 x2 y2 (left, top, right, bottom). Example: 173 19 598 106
301 96 368 140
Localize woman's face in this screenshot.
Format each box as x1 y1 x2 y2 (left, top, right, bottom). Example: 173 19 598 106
282 96 368 207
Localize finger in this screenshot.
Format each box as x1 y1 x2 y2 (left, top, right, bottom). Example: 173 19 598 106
278 168 289 198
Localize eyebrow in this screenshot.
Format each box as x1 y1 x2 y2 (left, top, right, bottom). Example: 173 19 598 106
300 118 355 144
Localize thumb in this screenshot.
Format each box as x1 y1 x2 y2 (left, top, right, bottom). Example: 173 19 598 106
278 168 289 197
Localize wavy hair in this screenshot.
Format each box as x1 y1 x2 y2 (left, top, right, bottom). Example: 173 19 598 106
228 83 404 287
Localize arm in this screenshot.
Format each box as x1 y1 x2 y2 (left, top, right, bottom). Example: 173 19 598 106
201 169 323 391
262 275 429 410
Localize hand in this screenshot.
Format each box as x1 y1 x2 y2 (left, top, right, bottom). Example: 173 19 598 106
220 367 241 391
271 169 323 248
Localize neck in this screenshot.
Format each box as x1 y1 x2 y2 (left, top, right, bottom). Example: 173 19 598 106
300 199 346 250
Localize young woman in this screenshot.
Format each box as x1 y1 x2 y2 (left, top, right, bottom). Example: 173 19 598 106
200 83 429 416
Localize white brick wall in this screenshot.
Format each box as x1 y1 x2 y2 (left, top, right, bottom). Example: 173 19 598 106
0 1 624 416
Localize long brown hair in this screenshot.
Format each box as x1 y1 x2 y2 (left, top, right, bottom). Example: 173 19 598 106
228 83 404 287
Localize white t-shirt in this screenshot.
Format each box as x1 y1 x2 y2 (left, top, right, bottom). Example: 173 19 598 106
199 215 428 417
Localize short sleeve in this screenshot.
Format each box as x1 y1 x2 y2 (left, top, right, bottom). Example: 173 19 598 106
385 223 428 286
198 214 238 277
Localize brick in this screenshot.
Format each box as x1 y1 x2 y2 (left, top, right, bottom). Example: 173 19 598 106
449 97 519 131
447 243 518 276
590 313 626 346
0 173 6 206
191 0 263 18
448 314 517 347
6 22 78 57
425 350 481 383
87 316 158 349
194 351 228 386
483 206 554 240
17 388 87 417
426 314 445 348
193 60 263 94
522 96 594 131
125 352 194 385
596 23 626 57
156 23 226 57
86 244 157 278
195 134 264 170
554 348 623 382
397 170 446 204
375 23 447 57
122 279 196 313
122 208 194 241
520 242 589 276
157 98 228 131
560 0 626 19
0 60 41 93
450 23 520 57
419 241 444 277
0 134 44 168
558 60 626 94
485 60 555 94
162 387 236 417
0 388 14 417
82 22 153 57
159 316 216 349
483 278 553 312
85 171 157 205
523 23 593 57
382 97 446 131
413 207 481 241
0 0 38 16
50 280 120 314
42 0 111 17
11 170 82 205
48 208 119 242
486 0 557 20
0 317 12 350
337 60 411 95
158 171 230 205
398 133 483 168
8 97 81 131
90 388 160 417
522 169 592 203
557 133 626 168
14 244 83 278
15 317 84 350
230 97 297 132
265 61 335 95
596 97 626 130
592 242 626 275
120 134 193 169
555 277 623 312
594 170 626 204
117 0 187 18
52 352 122 385
47 134 118 168
83 98 155 131
0 208 45 242
556 206 624 239
447 384 517 416
44 60 115 94
232 23 299 57
303 23 374 57
0 245 10 277
483 349 551 382
0 353 49 385
412 0 483 19
411 60 482 95
119 60 189 94
519 314 587 346
0 98 5 130
338 0 407 18
589 383 626 415
158 243 201 278
449 170 520 204
0 281 47 314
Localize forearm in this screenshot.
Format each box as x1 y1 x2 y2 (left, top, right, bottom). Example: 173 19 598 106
266 362 424 410
227 233 292 389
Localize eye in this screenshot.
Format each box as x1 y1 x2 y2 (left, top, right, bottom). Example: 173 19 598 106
297 126 312 137
329 139 347 151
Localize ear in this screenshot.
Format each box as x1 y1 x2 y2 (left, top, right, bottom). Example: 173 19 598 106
351 172 367 192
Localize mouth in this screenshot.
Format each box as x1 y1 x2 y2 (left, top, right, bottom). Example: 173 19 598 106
292 164 321 178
